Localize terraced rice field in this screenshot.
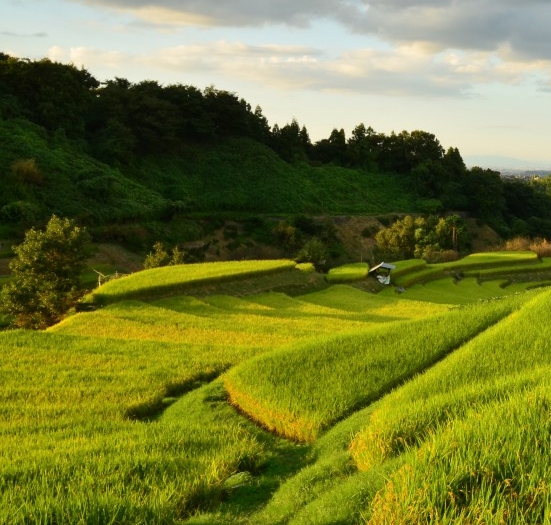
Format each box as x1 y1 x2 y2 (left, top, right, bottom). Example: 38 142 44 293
2 256 551 524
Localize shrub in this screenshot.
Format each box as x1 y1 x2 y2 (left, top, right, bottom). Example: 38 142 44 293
11 158 44 186
0 215 91 329
143 242 186 269
296 237 328 270
530 238 551 258
503 236 532 251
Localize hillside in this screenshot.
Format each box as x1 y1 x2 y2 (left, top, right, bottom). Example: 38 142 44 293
0 117 419 239
2 53 551 252
1 257 551 523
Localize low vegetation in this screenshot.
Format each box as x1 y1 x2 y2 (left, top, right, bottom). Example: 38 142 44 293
224 296 521 442
3 50 551 524
0 330 264 523
2 250 551 523
390 251 549 288
326 262 369 283
88 259 297 304
351 289 551 523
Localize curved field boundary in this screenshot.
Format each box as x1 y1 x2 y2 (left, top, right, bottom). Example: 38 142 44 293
350 288 551 472
393 251 546 287
350 288 551 523
88 259 296 304
463 256 551 278
224 296 519 442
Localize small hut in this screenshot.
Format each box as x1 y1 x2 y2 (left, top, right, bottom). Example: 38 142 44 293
368 262 396 285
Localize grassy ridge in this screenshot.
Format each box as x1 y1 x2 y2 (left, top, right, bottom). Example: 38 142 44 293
380 276 519 305
89 259 297 304
391 252 549 288
52 297 373 348
350 288 551 523
326 262 369 283
365 379 551 524
224 296 517 442
297 284 449 318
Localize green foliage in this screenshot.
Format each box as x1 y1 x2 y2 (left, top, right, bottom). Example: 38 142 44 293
0 330 264 524
0 118 166 227
376 214 469 261
143 241 186 269
296 237 328 269
466 167 506 224
351 289 551 524
224 298 516 442
1 251 550 522
1 215 91 329
2 52 551 241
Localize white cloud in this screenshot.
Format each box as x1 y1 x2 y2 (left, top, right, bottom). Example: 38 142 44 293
53 40 551 97
48 46 129 71
74 0 551 63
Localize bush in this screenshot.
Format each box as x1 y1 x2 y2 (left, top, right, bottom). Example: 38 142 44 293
530 238 551 258
143 241 186 269
503 236 532 251
11 158 44 186
0 215 91 329
296 237 328 270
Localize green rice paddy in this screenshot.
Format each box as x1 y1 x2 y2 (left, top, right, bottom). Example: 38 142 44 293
2 252 551 523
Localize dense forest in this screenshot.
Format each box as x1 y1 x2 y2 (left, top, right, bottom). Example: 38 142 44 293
1 53 551 249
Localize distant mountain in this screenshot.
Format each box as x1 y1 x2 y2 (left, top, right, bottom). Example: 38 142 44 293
464 155 551 173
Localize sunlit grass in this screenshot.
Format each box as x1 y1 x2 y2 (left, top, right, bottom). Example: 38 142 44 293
52 296 380 348
0 331 264 524
299 284 449 318
349 288 551 523
365 379 551 524
392 252 547 287
4 252 551 523
326 262 369 283
225 296 518 442
89 259 297 304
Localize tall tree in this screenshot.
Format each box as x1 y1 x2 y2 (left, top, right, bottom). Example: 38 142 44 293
271 119 310 162
465 167 506 224
347 124 380 170
0 54 99 137
1 215 91 329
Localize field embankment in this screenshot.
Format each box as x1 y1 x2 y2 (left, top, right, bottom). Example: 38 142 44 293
1 255 551 524
351 288 551 523
224 294 523 442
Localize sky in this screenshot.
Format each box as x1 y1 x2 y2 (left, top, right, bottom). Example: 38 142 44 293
3 0 551 169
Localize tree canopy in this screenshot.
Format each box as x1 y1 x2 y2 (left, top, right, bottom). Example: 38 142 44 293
375 214 468 261
1 215 91 329
1 53 551 240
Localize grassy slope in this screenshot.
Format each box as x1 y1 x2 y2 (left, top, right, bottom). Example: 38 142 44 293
0 118 165 227
2 257 551 524
352 288 551 523
0 119 419 237
130 138 419 215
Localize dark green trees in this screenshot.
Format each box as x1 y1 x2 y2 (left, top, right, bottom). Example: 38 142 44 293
1 215 91 329
375 214 468 260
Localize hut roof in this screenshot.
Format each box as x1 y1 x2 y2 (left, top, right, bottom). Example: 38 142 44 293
368 262 396 273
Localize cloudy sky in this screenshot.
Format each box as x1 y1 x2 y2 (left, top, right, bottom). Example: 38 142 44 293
3 0 551 168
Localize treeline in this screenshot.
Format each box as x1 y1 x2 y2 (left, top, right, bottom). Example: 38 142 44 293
1 53 551 239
